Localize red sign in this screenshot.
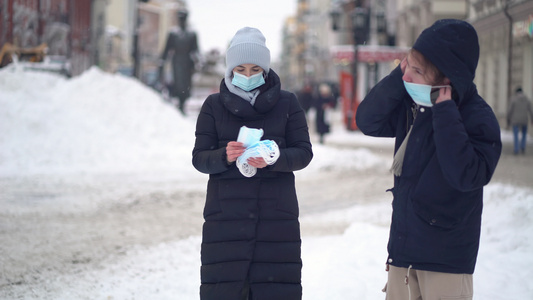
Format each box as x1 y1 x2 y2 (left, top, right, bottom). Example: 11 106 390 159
340 71 358 131
331 45 409 63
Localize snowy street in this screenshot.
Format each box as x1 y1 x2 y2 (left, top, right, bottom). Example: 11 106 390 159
1 67 532 299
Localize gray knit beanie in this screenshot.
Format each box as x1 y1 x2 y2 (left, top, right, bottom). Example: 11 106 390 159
225 27 271 78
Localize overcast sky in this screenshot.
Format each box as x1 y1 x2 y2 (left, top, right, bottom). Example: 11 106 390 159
187 0 298 60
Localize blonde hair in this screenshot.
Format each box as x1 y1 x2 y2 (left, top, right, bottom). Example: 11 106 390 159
410 49 446 85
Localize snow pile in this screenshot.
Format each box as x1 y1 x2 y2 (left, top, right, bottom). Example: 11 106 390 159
0 66 194 177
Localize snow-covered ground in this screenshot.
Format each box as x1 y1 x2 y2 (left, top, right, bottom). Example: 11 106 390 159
1 66 532 299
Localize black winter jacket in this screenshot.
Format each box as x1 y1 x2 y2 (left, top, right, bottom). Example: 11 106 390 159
192 70 312 299
161 29 198 98
356 20 501 274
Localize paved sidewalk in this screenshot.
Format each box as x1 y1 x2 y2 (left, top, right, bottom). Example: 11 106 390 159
492 133 533 188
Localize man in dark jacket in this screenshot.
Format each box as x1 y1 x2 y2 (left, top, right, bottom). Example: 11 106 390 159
159 9 198 115
192 27 312 300
314 83 336 144
507 87 533 154
356 19 501 299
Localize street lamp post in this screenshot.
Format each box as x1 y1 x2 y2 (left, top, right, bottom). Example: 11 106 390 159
132 0 150 79
350 8 368 128
330 3 368 130
132 8 140 78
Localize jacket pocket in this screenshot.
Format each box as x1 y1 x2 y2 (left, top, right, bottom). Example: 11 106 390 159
273 175 299 217
411 162 480 229
411 192 463 229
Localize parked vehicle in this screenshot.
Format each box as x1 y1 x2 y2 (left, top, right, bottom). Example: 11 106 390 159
0 0 100 76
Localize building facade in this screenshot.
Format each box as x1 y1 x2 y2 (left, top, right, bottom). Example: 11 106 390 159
104 0 186 81
396 0 468 47
279 0 339 92
0 0 107 76
469 0 533 121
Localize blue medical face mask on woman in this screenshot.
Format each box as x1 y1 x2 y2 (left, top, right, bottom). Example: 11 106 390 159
403 81 451 107
232 72 265 91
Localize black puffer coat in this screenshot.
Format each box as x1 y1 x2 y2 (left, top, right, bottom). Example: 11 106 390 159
192 70 313 300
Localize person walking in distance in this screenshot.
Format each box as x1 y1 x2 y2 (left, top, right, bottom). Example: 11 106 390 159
314 83 336 144
507 86 533 154
356 19 501 300
296 82 315 115
159 9 198 115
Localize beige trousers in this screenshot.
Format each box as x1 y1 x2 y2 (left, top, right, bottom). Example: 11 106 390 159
384 265 473 300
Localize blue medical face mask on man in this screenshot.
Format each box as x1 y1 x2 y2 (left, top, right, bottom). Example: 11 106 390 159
403 81 451 107
232 72 265 91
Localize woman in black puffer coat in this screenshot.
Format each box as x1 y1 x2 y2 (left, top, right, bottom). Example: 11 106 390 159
192 27 313 300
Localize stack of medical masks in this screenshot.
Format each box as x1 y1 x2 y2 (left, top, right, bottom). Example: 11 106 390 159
236 126 280 177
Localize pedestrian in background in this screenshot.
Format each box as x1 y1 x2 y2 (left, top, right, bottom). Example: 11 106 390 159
314 83 336 144
296 82 315 114
507 86 533 154
159 9 199 115
192 27 313 300
356 19 501 300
